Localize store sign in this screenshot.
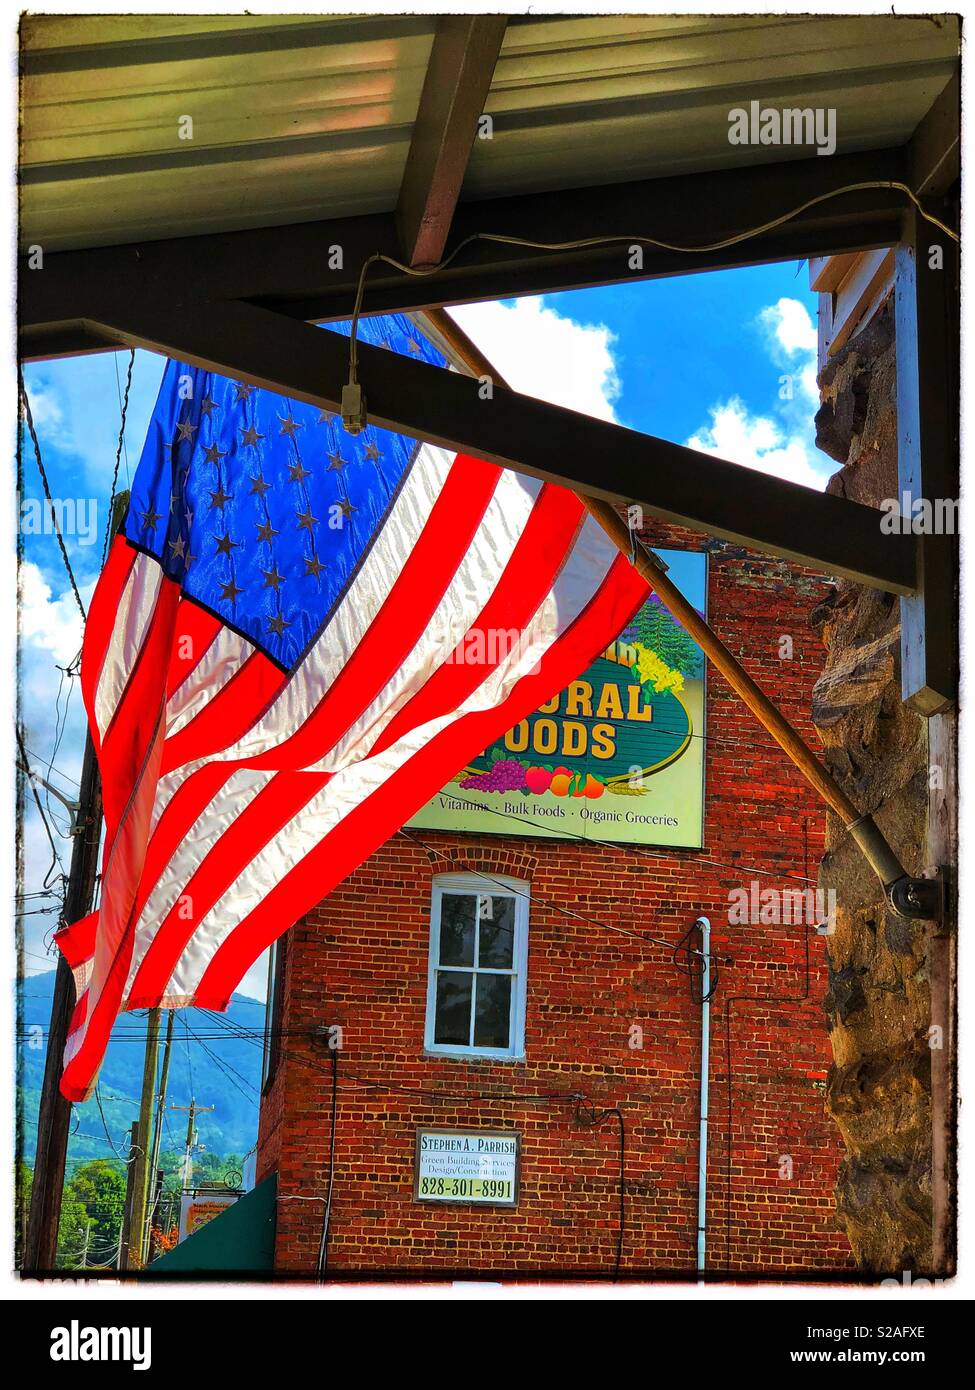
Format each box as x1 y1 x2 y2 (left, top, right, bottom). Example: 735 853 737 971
415 1129 520 1206
408 548 707 848
178 1189 239 1241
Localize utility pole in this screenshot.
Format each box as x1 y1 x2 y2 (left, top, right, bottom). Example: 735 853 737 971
23 730 102 1273
171 1100 214 1190
118 1119 142 1273
22 490 129 1274
80 1221 91 1271
142 1010 175 1265
146 1168 165 1264
126 1008 160 1270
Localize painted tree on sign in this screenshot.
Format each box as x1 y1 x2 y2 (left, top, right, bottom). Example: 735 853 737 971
624 598 703 677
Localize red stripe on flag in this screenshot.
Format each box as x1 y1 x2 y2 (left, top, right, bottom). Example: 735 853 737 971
159 650 287 776
193 553 648 1007
53 912 98 969
126 769 329 1005
80 537 137 750
60 712 170 1102
97 577 181 842
128 763 234 931
166 600 224 698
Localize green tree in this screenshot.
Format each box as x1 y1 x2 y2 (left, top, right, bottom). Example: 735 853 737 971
56 1191 92 1269
15 1161 32 1269
55 1159 127 1269
69 1159 126 1249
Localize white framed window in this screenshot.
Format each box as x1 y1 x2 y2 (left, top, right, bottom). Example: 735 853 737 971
425 873 529 1059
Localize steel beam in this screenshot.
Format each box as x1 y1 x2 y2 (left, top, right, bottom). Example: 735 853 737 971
396 16 507 267
81 296 916 594
20 147 908 361
894 206 958 713
908 71 960 197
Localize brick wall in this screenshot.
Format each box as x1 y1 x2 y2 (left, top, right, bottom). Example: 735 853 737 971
257 522 855 1277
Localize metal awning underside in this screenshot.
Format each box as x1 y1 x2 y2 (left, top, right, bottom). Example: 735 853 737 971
21 12 958 252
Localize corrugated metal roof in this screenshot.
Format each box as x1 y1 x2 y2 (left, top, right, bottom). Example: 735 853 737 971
20 14 436 248
19 12 959 252
471 13 959 197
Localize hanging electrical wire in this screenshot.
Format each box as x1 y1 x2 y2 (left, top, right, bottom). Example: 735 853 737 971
104 349 135 563
346 179 958 389
181 1018 258 1102
400 827 708 969
17 372 87 620
15 726 66 890
316 1046 338 1279
22 744 80 789
402 795 818 887
574 1097 626 1279
94 1084 142 1165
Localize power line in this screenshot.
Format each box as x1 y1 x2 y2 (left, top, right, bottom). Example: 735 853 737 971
21 748 80 789
17 373 87 620
105 350 135 563
94 1085 142 1165
400 827 705 966
46 664 76 835
16 726 66 889
574 1098 626 1280
409 793 818 887
181 1019 258 1102
316 1048 338 1278
182 1015 195 1095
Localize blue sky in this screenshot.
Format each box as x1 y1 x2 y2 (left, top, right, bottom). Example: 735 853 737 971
18 259 825 997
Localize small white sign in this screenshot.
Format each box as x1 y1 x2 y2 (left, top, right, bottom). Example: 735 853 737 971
415 1129 520 1206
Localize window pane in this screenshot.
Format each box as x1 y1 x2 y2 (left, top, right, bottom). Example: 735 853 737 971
478 895 515 968
439 894 475 966
474 973 512 1049
434 971 472 1046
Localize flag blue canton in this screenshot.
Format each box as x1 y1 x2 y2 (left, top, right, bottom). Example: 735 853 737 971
125 315 447 670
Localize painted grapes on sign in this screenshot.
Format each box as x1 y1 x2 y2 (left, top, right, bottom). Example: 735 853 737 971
409 549 708 847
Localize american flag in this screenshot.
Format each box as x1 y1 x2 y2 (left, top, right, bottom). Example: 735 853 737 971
55 313 649 1101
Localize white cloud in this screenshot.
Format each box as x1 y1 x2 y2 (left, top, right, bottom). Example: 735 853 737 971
757 296 819 407
19 560 90 664
686 296 830 490
686 396 828 491
23 380 65 436
448 297 622 422
760 296 817 357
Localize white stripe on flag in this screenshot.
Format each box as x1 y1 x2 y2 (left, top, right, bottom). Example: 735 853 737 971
93 554 164 737
123 768 274 998
165 626 255 736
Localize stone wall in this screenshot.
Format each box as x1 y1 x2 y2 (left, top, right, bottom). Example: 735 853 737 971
811 299 933 1272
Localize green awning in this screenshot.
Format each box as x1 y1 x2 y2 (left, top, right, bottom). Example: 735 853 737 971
151 1174 276 1274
